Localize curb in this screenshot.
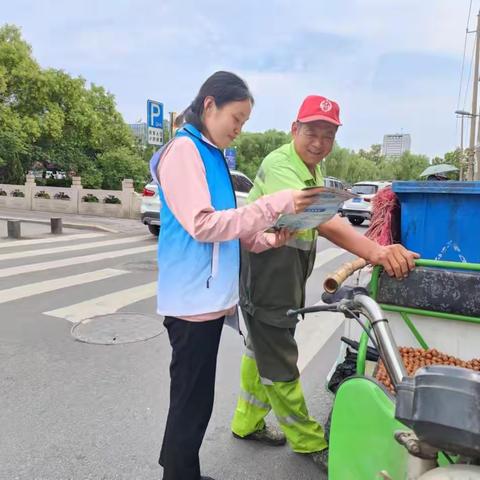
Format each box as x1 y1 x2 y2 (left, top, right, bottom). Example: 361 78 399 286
0 216 119 234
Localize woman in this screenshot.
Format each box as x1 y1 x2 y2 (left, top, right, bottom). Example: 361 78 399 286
151 71 322 480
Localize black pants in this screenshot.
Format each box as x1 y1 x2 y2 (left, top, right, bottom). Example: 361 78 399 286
160 315 224 480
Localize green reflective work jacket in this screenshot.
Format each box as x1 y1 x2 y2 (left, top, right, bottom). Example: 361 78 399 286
240 142 324 328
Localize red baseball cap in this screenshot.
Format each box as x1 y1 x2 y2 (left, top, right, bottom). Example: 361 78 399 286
296 95 342 126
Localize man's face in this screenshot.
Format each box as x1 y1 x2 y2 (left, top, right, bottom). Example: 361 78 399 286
291 120 338 169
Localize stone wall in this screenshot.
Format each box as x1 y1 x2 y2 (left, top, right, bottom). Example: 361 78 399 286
0 175 142 219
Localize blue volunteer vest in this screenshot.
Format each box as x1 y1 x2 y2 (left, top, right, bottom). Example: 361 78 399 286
150 124 240 316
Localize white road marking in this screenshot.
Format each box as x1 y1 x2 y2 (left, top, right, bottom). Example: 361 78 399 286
298 247 348 371
0 269 128 304
0 245 156 278
0 232 105 249
0 235 151 261
313 247 345 270
44 281 158 322
297 301 344 373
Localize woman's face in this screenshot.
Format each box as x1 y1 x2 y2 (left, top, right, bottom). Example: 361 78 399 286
202 97 252 149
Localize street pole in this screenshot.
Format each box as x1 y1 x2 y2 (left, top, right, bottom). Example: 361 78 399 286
469 11 480 180
455 110 476 181
460 115 465 180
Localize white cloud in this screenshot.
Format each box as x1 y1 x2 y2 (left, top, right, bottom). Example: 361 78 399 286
2 0 476 157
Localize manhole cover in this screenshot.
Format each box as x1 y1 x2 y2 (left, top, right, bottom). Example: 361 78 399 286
71 313 165 345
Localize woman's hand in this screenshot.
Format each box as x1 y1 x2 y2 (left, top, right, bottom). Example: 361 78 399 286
265 228 294 248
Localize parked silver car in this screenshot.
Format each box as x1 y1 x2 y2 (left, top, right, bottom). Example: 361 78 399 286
141 170 254 236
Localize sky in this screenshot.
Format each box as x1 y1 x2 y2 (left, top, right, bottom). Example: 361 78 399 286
2 0 477 158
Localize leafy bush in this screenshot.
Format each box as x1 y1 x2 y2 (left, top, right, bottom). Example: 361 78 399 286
11 189 25 197
0 189 7 196
82 194 99 203
54 192 70 200
103 195 121 204
36 178 72 187
35 190 51 199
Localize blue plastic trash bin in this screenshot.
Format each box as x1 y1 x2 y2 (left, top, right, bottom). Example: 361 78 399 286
392 181 480 263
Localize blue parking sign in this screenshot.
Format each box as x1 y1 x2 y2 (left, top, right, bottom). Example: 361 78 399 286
147 100 163 129
147 100 164 145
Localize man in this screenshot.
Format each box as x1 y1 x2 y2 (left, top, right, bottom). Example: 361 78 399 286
231 95 418 470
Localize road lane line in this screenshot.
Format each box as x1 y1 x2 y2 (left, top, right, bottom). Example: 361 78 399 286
313 247 345 270
0 232 105 249
0 245 156 278
44 281 158 322
0 235 151 261
0 269 128 304
298 247 348 372
296 300 344 373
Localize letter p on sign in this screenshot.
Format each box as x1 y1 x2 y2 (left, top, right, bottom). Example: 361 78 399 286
147 100 163 129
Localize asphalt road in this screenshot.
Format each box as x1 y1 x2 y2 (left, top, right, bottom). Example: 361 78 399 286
0 221 365 480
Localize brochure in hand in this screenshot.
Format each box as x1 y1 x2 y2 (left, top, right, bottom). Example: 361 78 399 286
274 187 358 231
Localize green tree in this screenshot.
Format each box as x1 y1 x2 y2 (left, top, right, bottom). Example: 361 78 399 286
344 156 379 183
325 144 391 183
443 149 463 169
324 144 355 180
431 156 444 165
392 152 430 180
4 154 24 184
98 147 149 191
358 144 385 164
0 24 148 188
233 129 290 180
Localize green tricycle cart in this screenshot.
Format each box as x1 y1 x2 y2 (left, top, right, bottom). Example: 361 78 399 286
289 259 480 479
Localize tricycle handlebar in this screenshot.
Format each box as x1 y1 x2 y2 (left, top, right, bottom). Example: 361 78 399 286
288 288 408 388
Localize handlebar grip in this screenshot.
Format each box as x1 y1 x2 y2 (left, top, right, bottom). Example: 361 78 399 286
323 257 367 294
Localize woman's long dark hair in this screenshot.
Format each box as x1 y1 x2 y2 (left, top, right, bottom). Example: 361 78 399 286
183 71 254 132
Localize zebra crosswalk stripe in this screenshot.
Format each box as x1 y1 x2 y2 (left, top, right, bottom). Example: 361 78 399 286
313 247 345 269
0 235 151 261
0 268 128 304
44 281 158 322
0 245 157 279
0 232 105 249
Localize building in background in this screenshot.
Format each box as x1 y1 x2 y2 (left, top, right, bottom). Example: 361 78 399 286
382 133 411 157
128 122 148 146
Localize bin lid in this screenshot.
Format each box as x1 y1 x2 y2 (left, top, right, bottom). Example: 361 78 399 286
393 181 480 194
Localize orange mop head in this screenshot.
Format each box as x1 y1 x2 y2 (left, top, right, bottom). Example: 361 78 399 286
365 186 401 246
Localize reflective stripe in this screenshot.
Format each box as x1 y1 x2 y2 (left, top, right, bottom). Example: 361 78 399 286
286 236 315 251
276 413 308 426
239 389 270 411
259 376 274 386
244 348 255 359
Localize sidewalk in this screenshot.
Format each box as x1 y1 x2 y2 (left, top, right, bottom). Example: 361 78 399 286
0 207 148 235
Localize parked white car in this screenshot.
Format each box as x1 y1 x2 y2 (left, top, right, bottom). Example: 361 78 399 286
141 170 254 236
340 181 391 226
324 176 347 191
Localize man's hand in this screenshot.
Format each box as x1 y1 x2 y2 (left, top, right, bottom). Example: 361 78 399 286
265 228 294 248
369 244 420 279
291 187 323 213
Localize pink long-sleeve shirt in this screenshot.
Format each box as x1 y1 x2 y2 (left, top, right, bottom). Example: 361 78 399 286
157 135 295 321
